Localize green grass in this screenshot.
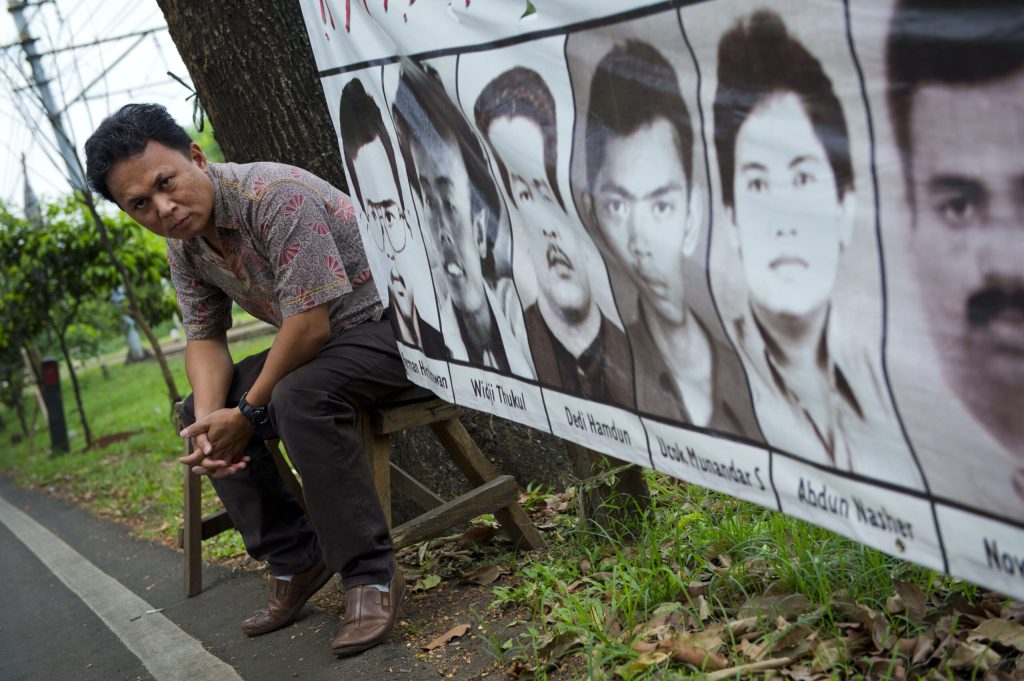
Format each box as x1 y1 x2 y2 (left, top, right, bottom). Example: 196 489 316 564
489 475 985 680
0 333 273 559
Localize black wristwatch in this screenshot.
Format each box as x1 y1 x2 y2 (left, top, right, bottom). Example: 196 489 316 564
238 391 269 426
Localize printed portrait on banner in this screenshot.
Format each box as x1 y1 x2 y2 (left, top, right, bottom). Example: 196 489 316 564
333 71 447 360
864 0 1024 523
387 57 536 379
687 0 923 490
566 11 763 443
461 38 636 411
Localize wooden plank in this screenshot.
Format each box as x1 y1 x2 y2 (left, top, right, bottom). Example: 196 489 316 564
391 475 518 549
374 398 462 435
389 461 445 511
430 418 545 550
183 460 203 597
359 411 392 527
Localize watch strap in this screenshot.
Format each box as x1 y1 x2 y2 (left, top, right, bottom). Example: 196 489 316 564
238 391 269 426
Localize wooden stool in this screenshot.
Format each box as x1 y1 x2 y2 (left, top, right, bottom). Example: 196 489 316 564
176 387 544 597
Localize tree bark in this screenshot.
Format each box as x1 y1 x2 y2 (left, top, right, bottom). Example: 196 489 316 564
56 327 92 448
155 0 346 190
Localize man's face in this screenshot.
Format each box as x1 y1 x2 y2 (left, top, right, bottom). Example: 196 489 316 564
409 134 487 315
731 93 852 321
352 136 415 321
906 68 1024 448
107 141 215 240
591 118 700 325
487 115 592 318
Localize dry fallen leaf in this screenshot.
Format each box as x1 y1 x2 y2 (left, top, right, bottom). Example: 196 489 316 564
616 651 669 676
422 623 470 651
969 618 1024 653
462 564 502 586
894 581 927 622
946 640 1000 672
811 638 848 672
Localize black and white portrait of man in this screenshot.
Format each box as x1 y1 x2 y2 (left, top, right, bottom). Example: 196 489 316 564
709 8 921 487
339 76 445 358
391 60 535 378
473 65 635 409
882 0 1024 517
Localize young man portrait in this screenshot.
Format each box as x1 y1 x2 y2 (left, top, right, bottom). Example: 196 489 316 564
391 61 536 378
887 0 1024 506
580 39 760 437
339 76 445 358
713 10 921 487
474 66 635 410
84 104 408 657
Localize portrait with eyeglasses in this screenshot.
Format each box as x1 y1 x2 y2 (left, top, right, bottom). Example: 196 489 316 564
340 76 446 358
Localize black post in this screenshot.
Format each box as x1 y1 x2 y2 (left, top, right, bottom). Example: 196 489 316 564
40 357 69 454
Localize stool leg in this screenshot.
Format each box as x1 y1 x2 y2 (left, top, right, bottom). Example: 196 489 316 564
183 442 203 597
429 418 544 550
359 412 392 528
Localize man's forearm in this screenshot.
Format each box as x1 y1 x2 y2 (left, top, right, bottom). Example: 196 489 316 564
185 336 234 419
245 303 331 407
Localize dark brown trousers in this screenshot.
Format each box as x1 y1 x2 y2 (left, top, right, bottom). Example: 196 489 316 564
182 318 411 588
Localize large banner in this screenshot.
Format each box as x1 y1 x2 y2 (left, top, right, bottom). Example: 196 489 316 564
300 0 1024 598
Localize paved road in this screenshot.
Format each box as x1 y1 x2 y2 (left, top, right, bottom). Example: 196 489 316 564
0 477 436 681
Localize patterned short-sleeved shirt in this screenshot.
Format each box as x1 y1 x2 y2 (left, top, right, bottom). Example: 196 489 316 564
167 161 381 340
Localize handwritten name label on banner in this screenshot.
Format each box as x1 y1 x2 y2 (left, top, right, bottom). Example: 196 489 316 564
644 419 777 508
544 390 650 468
774 457 944 570
448 364 549 432
937 505 1024 594
399 345 453 403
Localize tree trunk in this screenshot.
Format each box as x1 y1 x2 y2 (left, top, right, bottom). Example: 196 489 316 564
55 328 92 448
20 344 48 427
155 0 346 190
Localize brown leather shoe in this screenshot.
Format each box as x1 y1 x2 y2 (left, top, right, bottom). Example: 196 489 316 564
240 559 333 637
329 569 406 657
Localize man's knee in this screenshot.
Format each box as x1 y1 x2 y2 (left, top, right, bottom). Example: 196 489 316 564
270 375 326 425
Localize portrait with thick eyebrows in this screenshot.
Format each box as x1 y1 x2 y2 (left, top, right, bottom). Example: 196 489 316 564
576 38 760 438
885 0 1024 514
474 65 635 409
713 9 921 486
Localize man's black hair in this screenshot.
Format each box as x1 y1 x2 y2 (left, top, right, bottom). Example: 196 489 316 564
713 10 853 209
84 103 194 203
585 40 694 197
391 59 502 276
339 77 405 211
887 0 1024 191
473 67 565 211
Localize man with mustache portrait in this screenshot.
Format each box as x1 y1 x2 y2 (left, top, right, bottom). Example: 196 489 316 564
714 10 922 486
391 62 535 378
474 66 635 409
887 0 1024 503
339 77 445 358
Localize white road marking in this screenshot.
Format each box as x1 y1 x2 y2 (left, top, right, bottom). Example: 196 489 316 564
0 494 243 681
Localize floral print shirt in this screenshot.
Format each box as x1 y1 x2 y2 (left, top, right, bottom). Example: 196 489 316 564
167 161 381 340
